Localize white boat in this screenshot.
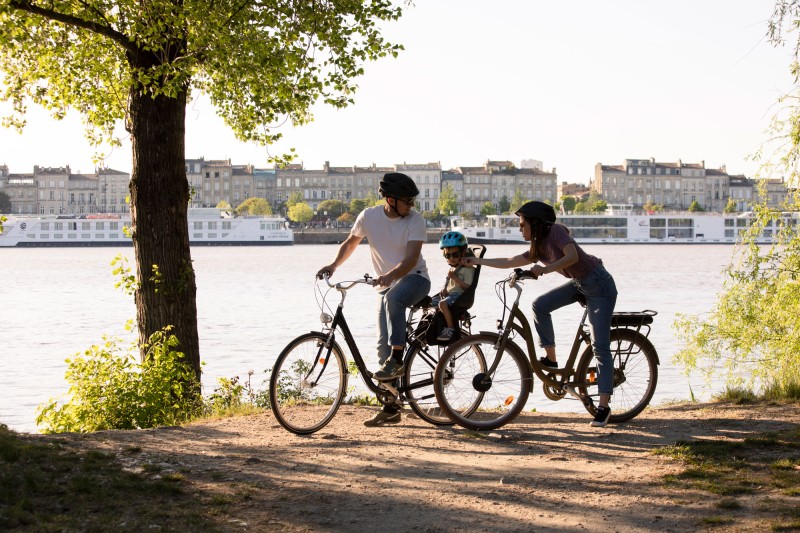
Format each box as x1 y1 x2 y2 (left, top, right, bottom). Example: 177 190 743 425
453 209 798 245
0 208 293 247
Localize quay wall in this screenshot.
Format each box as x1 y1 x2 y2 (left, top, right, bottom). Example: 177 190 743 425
293 228 447 245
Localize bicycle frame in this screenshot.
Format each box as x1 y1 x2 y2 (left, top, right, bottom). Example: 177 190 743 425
488 277 594 391
309 277 439 403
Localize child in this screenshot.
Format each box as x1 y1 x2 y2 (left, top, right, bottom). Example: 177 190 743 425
431 231 476 342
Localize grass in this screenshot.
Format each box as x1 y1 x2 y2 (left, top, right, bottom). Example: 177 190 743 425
654 422 800 529
0 423 225 531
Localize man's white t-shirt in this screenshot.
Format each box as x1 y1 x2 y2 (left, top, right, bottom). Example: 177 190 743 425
351 205 429 283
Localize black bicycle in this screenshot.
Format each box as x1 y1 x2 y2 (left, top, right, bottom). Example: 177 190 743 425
433 268 659 431
269 273 483 434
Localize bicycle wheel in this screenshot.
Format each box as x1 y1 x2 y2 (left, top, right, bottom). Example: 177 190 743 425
269 332 348 434
434 334 532 431
576 328 658 423
403 343 452 425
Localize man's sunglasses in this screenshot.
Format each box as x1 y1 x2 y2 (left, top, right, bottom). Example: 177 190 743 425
394 196 416 206
442 251 463 259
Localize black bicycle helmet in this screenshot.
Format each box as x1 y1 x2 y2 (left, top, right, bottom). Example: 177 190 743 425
515 201 556 225
379 172 420 198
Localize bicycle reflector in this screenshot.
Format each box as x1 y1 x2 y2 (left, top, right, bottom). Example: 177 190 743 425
320 312 333 324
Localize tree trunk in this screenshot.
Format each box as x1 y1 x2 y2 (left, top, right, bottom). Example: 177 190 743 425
128 75 201 381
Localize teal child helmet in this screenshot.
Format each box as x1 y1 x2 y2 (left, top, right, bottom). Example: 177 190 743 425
439 231 468 249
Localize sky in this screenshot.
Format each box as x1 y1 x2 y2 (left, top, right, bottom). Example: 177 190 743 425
0 1 794 184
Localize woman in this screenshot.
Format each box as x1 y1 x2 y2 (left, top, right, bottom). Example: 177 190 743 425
461 201 618 427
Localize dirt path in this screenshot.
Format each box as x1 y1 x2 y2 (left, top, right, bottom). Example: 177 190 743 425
43 401 800 532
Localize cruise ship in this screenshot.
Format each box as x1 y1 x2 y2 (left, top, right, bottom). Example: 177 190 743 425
454 207 798 245
0 208 293 247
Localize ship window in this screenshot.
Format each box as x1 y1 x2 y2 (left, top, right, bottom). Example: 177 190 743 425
41 222 49 230
96 222 104 230
725 219 734 227
223 221 231 230
82 222 90 230
27 234 35 239
208 233 217 238
54 234 63 239
650 229 666 239
109 234 118 239
82 234 90 239
96 234 104 239
110 222 119 230
40 234 49 239
193 233 203 238
68 234 77 239
208 222 217 230
650 219 666 228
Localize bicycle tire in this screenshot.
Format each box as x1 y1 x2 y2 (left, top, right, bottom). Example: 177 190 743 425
269 332 348 435
403 343 453 425
576 328 658 423
434 333 532 431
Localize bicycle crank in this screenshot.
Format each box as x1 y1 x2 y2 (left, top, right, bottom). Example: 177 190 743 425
564 385 594 408
472 373 493 392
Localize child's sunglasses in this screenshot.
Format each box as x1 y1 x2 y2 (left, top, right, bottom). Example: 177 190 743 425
442 251 463 259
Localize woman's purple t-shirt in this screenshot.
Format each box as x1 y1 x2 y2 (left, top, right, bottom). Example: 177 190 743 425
523 223 601 279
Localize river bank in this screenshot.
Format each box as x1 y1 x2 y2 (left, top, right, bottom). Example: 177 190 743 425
5 400 799 532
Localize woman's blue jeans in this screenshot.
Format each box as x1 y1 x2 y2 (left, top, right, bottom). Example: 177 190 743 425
532 265 618 395
376 274 431 364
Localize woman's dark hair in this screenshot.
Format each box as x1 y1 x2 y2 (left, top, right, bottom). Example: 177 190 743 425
515 201 556 261
523 216 552 261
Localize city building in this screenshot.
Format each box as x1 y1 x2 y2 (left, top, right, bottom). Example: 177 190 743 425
592 158 789 211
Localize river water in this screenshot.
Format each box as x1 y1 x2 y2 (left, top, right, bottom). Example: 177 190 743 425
0 243 738 433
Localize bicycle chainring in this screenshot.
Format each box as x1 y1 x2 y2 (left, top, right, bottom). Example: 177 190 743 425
542 376 566 401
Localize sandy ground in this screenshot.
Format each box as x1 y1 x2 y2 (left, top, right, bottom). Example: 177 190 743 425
41 401 800 532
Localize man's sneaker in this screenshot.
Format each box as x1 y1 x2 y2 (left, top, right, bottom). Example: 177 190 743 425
363 410 401 427
437 327 456 342
591 405 612 427
373 359 405 381
539 356 558 369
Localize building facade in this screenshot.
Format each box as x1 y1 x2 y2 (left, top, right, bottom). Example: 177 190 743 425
592 158 788 211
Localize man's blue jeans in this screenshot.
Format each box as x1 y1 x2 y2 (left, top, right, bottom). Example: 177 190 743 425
532 265 618 395
376 274 431 364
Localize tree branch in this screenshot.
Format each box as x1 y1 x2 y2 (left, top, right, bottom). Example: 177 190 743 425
8 0 136 54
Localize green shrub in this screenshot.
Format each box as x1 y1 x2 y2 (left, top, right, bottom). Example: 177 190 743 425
36 328 203 433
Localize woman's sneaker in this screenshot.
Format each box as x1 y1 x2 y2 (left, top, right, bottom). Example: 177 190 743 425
591 405 612 427
437 327 456 342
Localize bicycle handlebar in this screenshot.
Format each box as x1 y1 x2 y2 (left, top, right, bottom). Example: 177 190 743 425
320 272 377 290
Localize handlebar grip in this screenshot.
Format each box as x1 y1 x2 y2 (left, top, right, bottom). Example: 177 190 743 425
513 268 537 280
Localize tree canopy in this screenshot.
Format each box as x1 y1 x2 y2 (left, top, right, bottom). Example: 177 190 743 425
436 183 458 216
674 2 800 397
0 0 405 382
288 202 314 224
235 197 272 216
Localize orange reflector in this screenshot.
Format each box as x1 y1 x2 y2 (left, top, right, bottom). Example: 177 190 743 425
319 358 326 364
504 396 514 406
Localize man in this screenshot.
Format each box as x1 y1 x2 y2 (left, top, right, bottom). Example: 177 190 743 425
317 172 431 427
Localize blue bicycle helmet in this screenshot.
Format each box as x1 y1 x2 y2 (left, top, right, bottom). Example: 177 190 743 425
439 231 468 249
